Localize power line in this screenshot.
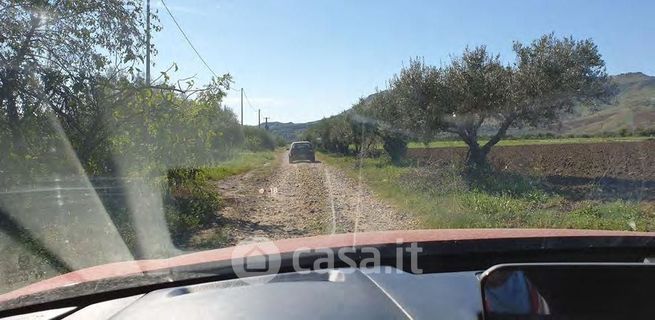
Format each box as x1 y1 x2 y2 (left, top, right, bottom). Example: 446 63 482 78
159 0 262 122
160 0 218 78
242 90 258 113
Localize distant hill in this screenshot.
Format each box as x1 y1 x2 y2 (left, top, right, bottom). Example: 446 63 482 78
479 72 655 136
557 72 655 135
266 121 319 142
276 72 655 138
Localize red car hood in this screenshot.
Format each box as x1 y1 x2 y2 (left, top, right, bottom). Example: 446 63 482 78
1 228 652 302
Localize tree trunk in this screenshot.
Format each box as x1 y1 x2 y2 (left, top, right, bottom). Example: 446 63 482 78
465 144 490 172
382 135 407 165
462 112 517 175
452 124 489 173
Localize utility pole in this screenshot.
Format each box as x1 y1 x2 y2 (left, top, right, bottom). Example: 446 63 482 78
145 0 151 86
258 109 261 128
240 88 244 126
264 117 270 130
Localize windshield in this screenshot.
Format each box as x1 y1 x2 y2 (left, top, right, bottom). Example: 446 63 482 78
1 0 654 310
292 143 311 150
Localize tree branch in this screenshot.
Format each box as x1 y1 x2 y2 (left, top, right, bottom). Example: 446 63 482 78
474 114 485 130
482 112 517 152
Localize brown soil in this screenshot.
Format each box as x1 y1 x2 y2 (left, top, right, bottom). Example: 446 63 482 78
408 141 655 180
407 140 655 201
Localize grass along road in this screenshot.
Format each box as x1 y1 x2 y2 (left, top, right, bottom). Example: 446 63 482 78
199 151 277 180
320 153 655 232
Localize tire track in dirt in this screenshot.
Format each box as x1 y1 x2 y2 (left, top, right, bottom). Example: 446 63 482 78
192 151 418 247
321 162 419 234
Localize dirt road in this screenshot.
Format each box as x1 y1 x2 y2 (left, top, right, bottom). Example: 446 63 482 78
192 152 418 246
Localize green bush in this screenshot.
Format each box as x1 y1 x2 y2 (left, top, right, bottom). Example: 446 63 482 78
619 128 629 137
381 134 408 164
304 113 354 154
636 128 655 137
164 168 221 243
274 134 288 147
243 126 276 151
166 168 206 187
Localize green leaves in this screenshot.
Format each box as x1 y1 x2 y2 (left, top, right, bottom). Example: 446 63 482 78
109 79 244 175
309 34 611 168
371 34 610 168
0 0 158 172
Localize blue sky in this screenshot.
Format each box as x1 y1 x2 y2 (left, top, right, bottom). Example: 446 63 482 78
152 0 655 124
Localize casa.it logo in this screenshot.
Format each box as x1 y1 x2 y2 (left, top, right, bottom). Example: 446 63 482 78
231 237 281 284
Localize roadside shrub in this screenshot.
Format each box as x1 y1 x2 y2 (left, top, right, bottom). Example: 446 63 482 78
164 168 221 243
273 134 287 147
243 126 276 151
167 168 206 187
381 135 408 164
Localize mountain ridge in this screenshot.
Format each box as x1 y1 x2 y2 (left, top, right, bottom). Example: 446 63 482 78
269 72 655 140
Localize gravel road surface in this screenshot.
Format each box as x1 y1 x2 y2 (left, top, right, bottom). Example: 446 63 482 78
196 152 418 246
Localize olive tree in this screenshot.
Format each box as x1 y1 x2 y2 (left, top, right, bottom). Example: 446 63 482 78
363 91 412 163
389 34 611 170
0 0 153 154
347 99 380 157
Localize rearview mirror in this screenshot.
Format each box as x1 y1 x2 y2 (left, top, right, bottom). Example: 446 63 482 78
480 263 655 319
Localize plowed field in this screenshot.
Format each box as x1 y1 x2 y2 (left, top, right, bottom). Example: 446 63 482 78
408 140 655 201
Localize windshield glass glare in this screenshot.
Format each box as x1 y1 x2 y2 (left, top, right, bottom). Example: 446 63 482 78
0 0 654 309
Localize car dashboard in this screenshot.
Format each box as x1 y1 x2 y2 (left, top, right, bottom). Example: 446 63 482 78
13 267 482 319
4 233 655 319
